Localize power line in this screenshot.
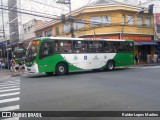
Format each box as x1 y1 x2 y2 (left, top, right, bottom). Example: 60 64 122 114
1 4 60 18
0 5 61 20
29 0 69 12
77 0 92 16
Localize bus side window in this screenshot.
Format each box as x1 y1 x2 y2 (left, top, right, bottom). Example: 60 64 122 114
125 41 133 52
73 41 82 53
56 40 72 53
40 41 53 59
104 41 113 53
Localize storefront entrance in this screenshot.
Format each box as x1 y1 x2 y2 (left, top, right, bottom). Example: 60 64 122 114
138 46 150 63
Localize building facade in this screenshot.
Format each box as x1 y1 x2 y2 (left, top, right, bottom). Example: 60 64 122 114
35 1 157 63
21 19 44 47
8 0 19 44
140 0 160 42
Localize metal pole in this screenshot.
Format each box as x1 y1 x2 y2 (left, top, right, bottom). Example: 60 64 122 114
56 0 74 37
68 0 74 38
7 50 9 69
94 29 95 39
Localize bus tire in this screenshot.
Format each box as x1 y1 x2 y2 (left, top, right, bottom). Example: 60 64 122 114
106 60 114 71
55 63 68 75
45 72 53 76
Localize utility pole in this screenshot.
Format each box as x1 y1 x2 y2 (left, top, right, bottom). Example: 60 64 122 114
56 0 74 38
1 0 5 38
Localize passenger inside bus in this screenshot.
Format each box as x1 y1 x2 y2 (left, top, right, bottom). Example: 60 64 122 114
43 43 49 55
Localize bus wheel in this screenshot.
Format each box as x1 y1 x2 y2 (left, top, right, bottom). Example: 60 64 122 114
45 72 53 76
106 61 114 71
56 63 68 75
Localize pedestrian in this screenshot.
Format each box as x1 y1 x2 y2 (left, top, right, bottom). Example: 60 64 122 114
1 60 5 69
135 54 139 64
153 53 158 63
11 58 17 77
18 60 24 74
138 52 142 62
158 53 160 63
0 58 2 69
147 54 151 63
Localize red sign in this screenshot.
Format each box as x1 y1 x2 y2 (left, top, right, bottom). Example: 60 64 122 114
86 34 153 42
155 13 160 25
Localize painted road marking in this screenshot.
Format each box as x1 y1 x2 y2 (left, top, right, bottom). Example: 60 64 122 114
0 105 19 111
0 97 20 104
0 92 20 98
0 83 20 87
2 117 19 120
0 86 20 90
0 88 20 93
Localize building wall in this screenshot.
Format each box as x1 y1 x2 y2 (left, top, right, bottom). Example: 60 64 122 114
50 5 154 40
140 0 160 41
8 0 19 43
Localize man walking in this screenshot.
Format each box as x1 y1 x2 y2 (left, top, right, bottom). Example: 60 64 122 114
11 58 17 76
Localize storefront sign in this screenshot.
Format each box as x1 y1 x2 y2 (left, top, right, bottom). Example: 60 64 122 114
87 35 153 42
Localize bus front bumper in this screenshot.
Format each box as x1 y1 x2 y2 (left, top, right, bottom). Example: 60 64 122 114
25 64 39 74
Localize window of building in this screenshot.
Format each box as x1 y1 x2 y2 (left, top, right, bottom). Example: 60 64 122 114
63 23 71 33
137 16 142 26
90 16 112 26
55 26 59 35
28 26 31 32
122 15 125 25
45 29 52 37
128 16 134 25
24 28 27 33
74 19 84 30
36 33 43 38
146 18 151 27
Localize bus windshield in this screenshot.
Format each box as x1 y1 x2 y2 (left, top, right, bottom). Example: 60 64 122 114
26 40 39 62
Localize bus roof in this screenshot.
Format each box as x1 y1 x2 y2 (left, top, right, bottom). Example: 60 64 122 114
35 37 133 42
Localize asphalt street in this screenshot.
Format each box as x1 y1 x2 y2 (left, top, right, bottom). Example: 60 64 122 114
1 65 160 120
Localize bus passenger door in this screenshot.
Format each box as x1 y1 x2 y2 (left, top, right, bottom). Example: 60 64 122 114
38 40 54 73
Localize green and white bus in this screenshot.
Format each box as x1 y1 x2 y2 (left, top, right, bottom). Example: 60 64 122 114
25 37 134 75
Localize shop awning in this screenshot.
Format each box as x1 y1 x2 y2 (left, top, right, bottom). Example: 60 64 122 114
139 42 158 45
134 42 142 46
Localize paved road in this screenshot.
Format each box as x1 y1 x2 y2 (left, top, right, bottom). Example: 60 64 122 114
1 66 160 120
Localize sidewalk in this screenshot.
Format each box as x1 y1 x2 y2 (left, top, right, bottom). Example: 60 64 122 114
0 69 12 81
134 62 160 67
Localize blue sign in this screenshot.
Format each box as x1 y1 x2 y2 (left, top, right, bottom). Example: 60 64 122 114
84 56 87 60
